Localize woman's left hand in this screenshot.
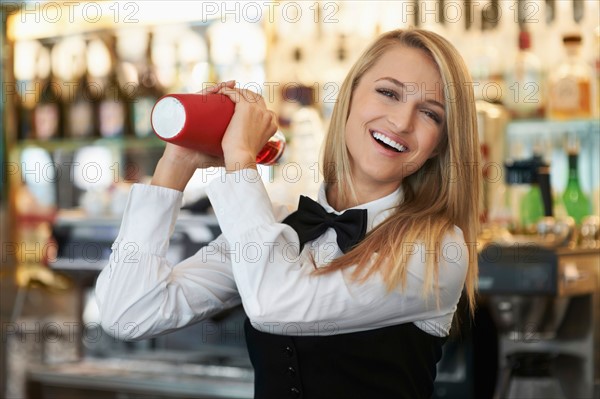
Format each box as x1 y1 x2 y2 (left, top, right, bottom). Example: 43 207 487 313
217 87 278 172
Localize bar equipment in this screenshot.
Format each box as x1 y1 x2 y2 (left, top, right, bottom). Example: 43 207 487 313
478 118 599 398
479 244 598 398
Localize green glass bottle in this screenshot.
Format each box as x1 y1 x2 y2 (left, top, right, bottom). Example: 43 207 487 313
562 150 591 225
520 184 544 232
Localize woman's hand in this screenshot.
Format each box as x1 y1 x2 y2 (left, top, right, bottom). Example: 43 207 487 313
151 81 235 191
217 87 278 172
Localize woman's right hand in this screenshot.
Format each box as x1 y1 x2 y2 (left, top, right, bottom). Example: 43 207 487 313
150 80 235 191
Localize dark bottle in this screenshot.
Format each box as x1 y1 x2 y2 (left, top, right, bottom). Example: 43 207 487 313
16 87 35 140
131 32 164 138
33 71 62 140
505 155 548 234
65 69 97 139
98 34 128 138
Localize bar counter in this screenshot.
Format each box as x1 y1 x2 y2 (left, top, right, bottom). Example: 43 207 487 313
26 356 254 399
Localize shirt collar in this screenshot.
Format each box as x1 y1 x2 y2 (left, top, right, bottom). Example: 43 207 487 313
316 184 404 231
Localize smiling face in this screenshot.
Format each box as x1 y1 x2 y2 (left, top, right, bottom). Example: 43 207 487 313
344 44 446 199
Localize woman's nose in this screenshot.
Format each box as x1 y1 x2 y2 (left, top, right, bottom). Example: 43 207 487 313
387 103 416 134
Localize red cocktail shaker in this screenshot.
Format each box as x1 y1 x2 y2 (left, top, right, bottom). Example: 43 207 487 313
151 93 285 165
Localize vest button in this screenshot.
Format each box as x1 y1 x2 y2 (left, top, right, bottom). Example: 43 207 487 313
283 345 294 357
290 387 301 398
286 366 296 377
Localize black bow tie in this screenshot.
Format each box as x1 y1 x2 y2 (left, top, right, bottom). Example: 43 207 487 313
282 196 368 254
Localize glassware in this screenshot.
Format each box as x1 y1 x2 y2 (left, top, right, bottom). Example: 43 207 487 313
151 93 285 165
98 34 128 138
505 156 550 234
547 34 593 120
562 139 591 225
504 30 544 119
33 42 62 140
65 71 96 139
131 31 164 138
520 184 544 233
33 73 61 140
580 215 600 248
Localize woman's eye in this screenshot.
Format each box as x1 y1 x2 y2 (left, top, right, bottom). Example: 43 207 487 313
422 109 442 124
376 88 398 100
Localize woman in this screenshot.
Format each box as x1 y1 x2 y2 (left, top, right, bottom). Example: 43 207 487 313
96 28 480 398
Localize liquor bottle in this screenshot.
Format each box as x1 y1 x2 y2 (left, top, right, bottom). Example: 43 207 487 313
65 69 97 139
594 26 600 119
17 88 35 140
518 156 547 233
504 29 544 119
277 47 308 135
321 34 350 124
287 86 325 200
466 0 503 102
520 182 544 233
131 32 163 138
33 71 61 140
98 35 128 138
547 34 593 120
562 142 591 225
17 41 49 140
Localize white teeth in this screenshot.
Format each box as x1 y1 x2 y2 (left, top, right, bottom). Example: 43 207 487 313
371 131 407 152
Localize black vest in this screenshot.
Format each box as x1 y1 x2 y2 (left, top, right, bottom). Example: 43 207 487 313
244 318 447 399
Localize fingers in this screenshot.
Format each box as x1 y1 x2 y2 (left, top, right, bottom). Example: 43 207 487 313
216 86 276 134
217 87 265 105
197 80 236 95
215 87 240 103
267 110 279 136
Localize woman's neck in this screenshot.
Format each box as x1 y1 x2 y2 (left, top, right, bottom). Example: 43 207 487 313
326 181 401 211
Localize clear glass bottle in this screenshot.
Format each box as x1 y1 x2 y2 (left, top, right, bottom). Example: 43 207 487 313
131 32 163 138
321 34 349 125
562 141 591 225
287 85 324 200
467 1 503 103
594 26 600 119
98 34 128 138
33 70 62 140
65 69 97 139
504 30 545 119
548 34 593 120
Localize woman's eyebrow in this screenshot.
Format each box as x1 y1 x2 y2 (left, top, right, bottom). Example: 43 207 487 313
375 77 445 110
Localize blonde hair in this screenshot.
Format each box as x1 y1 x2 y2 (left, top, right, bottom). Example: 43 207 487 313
319 28 481 318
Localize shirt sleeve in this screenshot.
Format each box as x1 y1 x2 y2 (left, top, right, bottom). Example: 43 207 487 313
95 183 241 341
206 169 469 337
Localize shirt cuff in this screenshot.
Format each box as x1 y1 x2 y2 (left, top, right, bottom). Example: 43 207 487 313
206 169 276 240
115 183 184 256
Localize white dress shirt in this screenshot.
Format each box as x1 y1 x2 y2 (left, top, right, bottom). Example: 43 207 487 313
95 168 468 340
